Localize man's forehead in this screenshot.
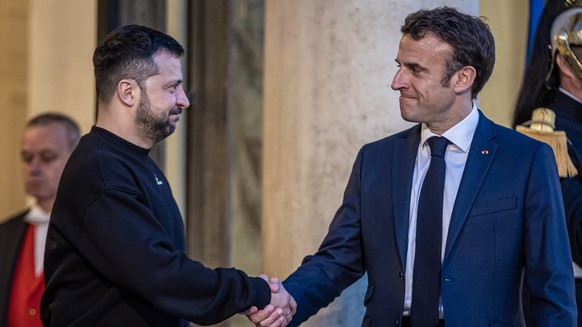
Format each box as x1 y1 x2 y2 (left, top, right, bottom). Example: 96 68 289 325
397 34 451 60
23 124 68 143
150 53 183 78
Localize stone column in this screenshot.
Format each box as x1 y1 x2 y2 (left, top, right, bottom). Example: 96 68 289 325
0 0 28 220
0 0 30 220
262 1 477 326
29 0 96 134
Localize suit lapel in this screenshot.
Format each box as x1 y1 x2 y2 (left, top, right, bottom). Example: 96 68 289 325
393 126 421 267
444 112 497 259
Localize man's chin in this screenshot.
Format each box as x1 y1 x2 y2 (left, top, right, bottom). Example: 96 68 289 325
399 109 416 123
25 184 43 195
166 124 176 135
152 126 175 143
27 191 47 202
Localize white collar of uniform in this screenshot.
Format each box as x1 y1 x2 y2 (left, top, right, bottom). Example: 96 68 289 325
24 203 50 225
559 87 582 104
420 102 479 153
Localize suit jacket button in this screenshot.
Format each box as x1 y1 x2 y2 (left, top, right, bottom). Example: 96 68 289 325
399 272 404 280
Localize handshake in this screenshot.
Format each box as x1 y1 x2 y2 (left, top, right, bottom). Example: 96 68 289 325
243 275 297 327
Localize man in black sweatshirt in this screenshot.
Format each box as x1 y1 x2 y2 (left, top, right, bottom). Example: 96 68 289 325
41 25 295 327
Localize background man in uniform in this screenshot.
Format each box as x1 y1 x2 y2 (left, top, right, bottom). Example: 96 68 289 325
0 113 80 327
514 1 582 325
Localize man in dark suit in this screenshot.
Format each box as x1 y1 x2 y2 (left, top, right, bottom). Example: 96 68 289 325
248 7 577 327
0 113 80 327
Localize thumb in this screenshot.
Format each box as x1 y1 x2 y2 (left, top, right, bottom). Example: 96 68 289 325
269 277 281 293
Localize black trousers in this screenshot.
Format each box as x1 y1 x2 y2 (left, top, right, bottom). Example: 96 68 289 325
401 316 445 327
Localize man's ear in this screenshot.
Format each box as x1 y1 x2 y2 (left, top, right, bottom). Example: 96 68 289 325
453 66 476 94
556 53 577 80
117 79 139 107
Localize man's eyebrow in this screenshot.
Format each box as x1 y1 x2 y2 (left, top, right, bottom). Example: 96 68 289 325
404 62 427 72
165 79 183 87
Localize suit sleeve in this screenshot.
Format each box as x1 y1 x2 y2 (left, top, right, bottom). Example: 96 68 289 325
524 144 577 325
283 147 367 326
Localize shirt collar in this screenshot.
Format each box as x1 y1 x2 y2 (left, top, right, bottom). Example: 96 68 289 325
24 203 50 225
420 102 479 153
559 87 582 104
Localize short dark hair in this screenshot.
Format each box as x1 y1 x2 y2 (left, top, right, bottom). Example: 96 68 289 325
401 7 495 98
26 112 80 150
93 24 184 103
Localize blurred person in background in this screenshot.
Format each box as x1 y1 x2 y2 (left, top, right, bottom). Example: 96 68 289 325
514 1 582 325
0 113 79 327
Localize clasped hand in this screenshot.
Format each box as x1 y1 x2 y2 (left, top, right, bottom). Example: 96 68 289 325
244 275 297 327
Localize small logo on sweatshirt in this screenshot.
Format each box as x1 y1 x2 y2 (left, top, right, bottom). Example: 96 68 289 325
154 173 163 186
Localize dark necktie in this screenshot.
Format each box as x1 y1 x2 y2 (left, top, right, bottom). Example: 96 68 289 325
410 136 449 327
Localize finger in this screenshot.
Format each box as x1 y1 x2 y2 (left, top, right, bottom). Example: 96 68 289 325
269 282 280 293
248 305 275 324
270 277 280 285
269 277 281 293
257 308 284 326
290 296 297 314
266 315 287 327
282 306 293 322
242 306 258 315
278 315 288 327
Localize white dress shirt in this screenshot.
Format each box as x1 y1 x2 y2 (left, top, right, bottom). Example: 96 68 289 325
23 204 50 277
403 104 479 317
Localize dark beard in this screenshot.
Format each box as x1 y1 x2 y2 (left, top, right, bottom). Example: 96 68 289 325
135 93 176 144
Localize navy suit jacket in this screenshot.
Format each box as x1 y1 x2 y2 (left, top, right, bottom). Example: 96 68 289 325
283 111 577 327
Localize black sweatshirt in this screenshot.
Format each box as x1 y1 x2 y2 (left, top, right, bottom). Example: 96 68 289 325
41 126 270 326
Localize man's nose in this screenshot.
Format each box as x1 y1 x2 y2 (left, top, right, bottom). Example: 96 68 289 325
27 158 43 174
177 86 190 109
391 69 406 90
